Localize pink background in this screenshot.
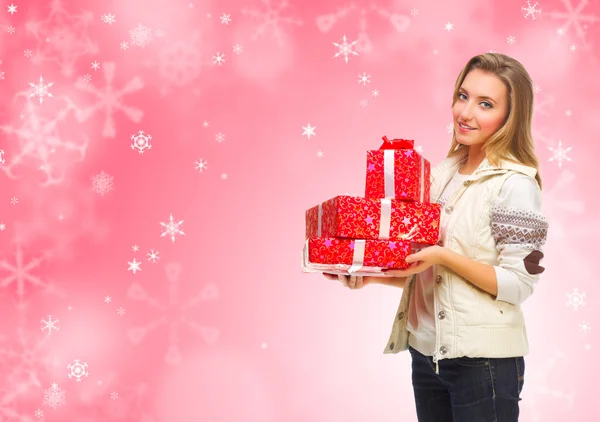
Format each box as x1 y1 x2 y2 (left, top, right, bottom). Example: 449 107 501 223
0 0 598 420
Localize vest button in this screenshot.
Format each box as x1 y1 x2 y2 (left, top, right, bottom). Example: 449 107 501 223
437 239 443 246
439 345 448 355
397 312 404 320
436 275 442 284
438 310 446 320
389 342 395 350
445 205 454 214
463 180 472 187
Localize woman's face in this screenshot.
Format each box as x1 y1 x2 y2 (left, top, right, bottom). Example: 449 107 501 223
452 68 509 147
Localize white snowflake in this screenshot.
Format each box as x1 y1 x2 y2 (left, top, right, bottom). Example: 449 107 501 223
566 288 586 310
0 150 5 164
302 123 316 139
570 43 577 51
111 391 119 400
579 321 591 332
29 76 54 104
0 71 4 80
534 83 541 94
410 8 418 17
104 295 112 303
126 262 219 364
445 22 454 31
241 0 303 46
333 34 358 64
101 13 116 25
233 44 243 54
7 4 17 14
220 13 231 24
195 159 208 172
34 408 44 418
549 0 599 43
0 223 5 231
41 315 60 335
215 132 225 143
130 130 152 153
75 62 144 138
221 173 228 179
357 72 371 86
117 307 125 316
120 41 129 50
154 28 164 38
10 196 18 205
129 23 153 48
507 35 516 44
43 383 66 409
317 150 324 158
92 170 114 196
67 358 88 382
132 245 139 252
128 258 142 274
91 60 100 70
548 139 572 168
212 52 225 65
359 99 368 108
202 120 209 127
160 214 185 243
372 89 379 97
24 49 32 58
522 1 542 20
147 249 160 263
7 25 15 34
83 73 91 82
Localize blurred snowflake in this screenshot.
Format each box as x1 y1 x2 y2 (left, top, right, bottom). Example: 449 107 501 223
101 13 116 25
43 383 66 409
91 170 114 196
127 262 219 364
129 23 153 48
241 0 303 46
549 0 599 44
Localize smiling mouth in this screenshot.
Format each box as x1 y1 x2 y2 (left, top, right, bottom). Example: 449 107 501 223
458 122 477 130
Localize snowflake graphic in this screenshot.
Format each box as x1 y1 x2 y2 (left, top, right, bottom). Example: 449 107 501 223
241 0 303 46
29 76 54 104
41 315 59 334
130 130 152 153
75 62 144 138
120 41 129 50
579 321 591 332
24 0 98 77
67 358 88 382
10 196 18 205
43 383 66 408
129 23 153 47
0 327 54 389
212 52 225 65
0 93 88 186
359 99 368 108
83 73 91 82
128 258 142 274
566 288 586 310
233 43 243 54
147 249 160 263
316 3 410 54
111 391 118 400
0 242 52 303
548 139 572 169
91 60 100 70
302 123 316 139
132 244 139 252
195 159 208 172
0 150 4 164
7 26 16 34
104 295 112 303
215 132 226 143
127 262 219 364
522 1 542 20
159 214 185 243
101 13 116 25
220 13 231 24
24 49 32 58
92 170 114 196
34 408 43 418
117 307 125 316
372 89 379 97
357 72 370 85
507 35 516 44
549 0 599 44
333 34 359 64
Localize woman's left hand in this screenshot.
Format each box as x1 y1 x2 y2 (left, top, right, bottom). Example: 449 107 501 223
381 245 446 277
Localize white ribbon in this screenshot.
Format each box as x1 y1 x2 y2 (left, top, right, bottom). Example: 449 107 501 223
348 239 366 274
378 199 392 239
383 149 395 198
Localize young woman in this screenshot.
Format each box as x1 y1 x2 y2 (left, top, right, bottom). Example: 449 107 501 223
323 53 549 421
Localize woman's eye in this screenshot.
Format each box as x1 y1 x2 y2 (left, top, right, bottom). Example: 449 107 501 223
458 93 467 100
459 93 492 109
481 102 492 109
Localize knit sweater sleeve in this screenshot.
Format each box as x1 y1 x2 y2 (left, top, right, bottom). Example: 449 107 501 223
491 174 549 305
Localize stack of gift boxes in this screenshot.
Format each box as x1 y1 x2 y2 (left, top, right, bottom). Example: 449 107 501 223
301 136 441 276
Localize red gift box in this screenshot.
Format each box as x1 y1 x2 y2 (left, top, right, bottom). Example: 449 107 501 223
305 195 440 245
365 136 431 202
303 237 413 271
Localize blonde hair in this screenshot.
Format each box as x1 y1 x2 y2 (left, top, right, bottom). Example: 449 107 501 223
448 53 543 189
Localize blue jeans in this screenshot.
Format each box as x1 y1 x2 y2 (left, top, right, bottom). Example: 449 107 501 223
409 346 524 422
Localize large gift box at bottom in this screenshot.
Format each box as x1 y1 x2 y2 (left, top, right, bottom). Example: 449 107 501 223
301 237 416 276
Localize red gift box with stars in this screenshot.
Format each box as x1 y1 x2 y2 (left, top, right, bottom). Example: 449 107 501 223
303 237 414 271
365 136 431 202
305 195 440 246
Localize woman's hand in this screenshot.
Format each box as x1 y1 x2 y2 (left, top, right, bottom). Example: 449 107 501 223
322 273 370 289
381 245 445 277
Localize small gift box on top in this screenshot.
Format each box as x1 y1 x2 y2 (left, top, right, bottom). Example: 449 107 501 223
365 136 431 202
